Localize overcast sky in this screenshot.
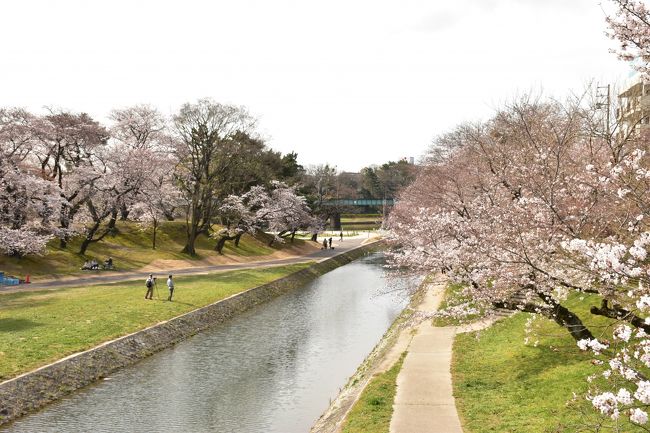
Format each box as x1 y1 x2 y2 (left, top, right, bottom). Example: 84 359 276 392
0 0 633 171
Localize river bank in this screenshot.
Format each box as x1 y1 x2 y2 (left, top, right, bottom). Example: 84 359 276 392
310 274 428 433
0 241 383 427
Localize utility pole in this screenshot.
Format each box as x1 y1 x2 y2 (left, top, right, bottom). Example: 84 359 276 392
596 83 611 140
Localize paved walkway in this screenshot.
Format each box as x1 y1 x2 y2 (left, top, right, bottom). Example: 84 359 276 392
389 283 492 433
1 236 374 293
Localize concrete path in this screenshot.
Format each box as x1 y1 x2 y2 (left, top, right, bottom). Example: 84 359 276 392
0 236 373 293
389 283 493 433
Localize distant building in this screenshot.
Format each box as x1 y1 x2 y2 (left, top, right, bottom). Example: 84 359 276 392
617 74 650 139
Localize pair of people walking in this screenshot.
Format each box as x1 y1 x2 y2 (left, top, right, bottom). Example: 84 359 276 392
144 274 174 301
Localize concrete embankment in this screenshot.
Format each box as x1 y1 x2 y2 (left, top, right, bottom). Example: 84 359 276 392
0 241 383 427
310 274 427 433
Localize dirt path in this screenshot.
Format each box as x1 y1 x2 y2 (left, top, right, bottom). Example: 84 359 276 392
1 236 375 293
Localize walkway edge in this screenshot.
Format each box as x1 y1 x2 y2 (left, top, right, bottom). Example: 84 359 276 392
310 275 429 433
0 241 383 427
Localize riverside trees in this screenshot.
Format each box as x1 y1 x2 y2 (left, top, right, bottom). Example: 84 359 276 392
0 100 310 258
387 96 606 338
172 99 259 256
386 94 650 428
214 182 315 253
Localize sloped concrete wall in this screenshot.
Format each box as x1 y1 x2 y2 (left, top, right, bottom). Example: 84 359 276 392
0 241 383 426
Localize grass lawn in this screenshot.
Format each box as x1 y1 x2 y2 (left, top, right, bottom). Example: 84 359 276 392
453 294 620 433
0 263 310 381
341 352 407 433
431 282 483 327
341 214 382 231
0 221 311 279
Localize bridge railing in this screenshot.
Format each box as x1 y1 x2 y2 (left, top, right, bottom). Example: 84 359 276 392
321 198 395 206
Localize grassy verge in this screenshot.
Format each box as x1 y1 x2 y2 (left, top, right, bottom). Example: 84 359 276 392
452 294 617 433
341 352 407 433
0 221 311 279
431 282 482 327
341 214 382 231
0 263 310 381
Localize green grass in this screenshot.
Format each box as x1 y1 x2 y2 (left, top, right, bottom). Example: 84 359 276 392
342 225 381 231
341 214 382 218
0 263 310 381
341 352 407 433
340 214 382 230
452 294 620 433
432 283 483 327
0 221 310 279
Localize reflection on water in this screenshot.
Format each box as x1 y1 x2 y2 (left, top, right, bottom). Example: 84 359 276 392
4 253 411 433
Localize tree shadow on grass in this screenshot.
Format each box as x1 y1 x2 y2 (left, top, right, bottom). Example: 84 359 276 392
0 318 43 332
0 294 56 310
512 343 590 381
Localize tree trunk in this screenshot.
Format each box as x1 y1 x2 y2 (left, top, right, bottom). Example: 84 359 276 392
215 236 227 254
120 202 130 221
182 211 199 255
591 300 650 333
494 298 594 341
79 221 101 255
107 209 118 232
164 208 175 221
291 230 296 243
215 232 239 254
537 291 594 340
182 230 198 255
152 219 157 250
311 233 318 242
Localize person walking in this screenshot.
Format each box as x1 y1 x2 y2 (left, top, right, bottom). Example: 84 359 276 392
340 231 343 241
167 274 174 301
322 238 327 250
328 237 333 249
145 274 154 300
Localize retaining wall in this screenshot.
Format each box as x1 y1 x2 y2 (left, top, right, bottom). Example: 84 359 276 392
0 241 383 426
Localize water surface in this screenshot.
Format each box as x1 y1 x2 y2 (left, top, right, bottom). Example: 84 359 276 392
5 253 410 433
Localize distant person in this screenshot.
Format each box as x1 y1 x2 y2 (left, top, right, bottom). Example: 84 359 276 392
167 274 174 301
90 259 99 270
328 237 333 249
145 274 154 300
322 239 327 250
81 260 91 270
340 231 343 241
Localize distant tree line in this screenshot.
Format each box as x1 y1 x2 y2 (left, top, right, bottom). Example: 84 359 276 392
0 98 418 258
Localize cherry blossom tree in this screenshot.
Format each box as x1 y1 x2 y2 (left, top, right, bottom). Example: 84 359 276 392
130 156 183 250
75 144 157 255
0 146 64 257
387 96 608 339
387 92 650 429
31 109 109 248
213 182 315 253
109 105 173 221
213 186 265 254
606 0 650 77
261 181 315 246
109 104 168 151
0 108 37 161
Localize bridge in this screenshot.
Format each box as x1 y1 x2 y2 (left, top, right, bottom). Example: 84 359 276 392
321 198 395 207
320 198 395 230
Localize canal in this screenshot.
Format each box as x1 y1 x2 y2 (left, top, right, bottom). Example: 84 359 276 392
4 253 411 433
